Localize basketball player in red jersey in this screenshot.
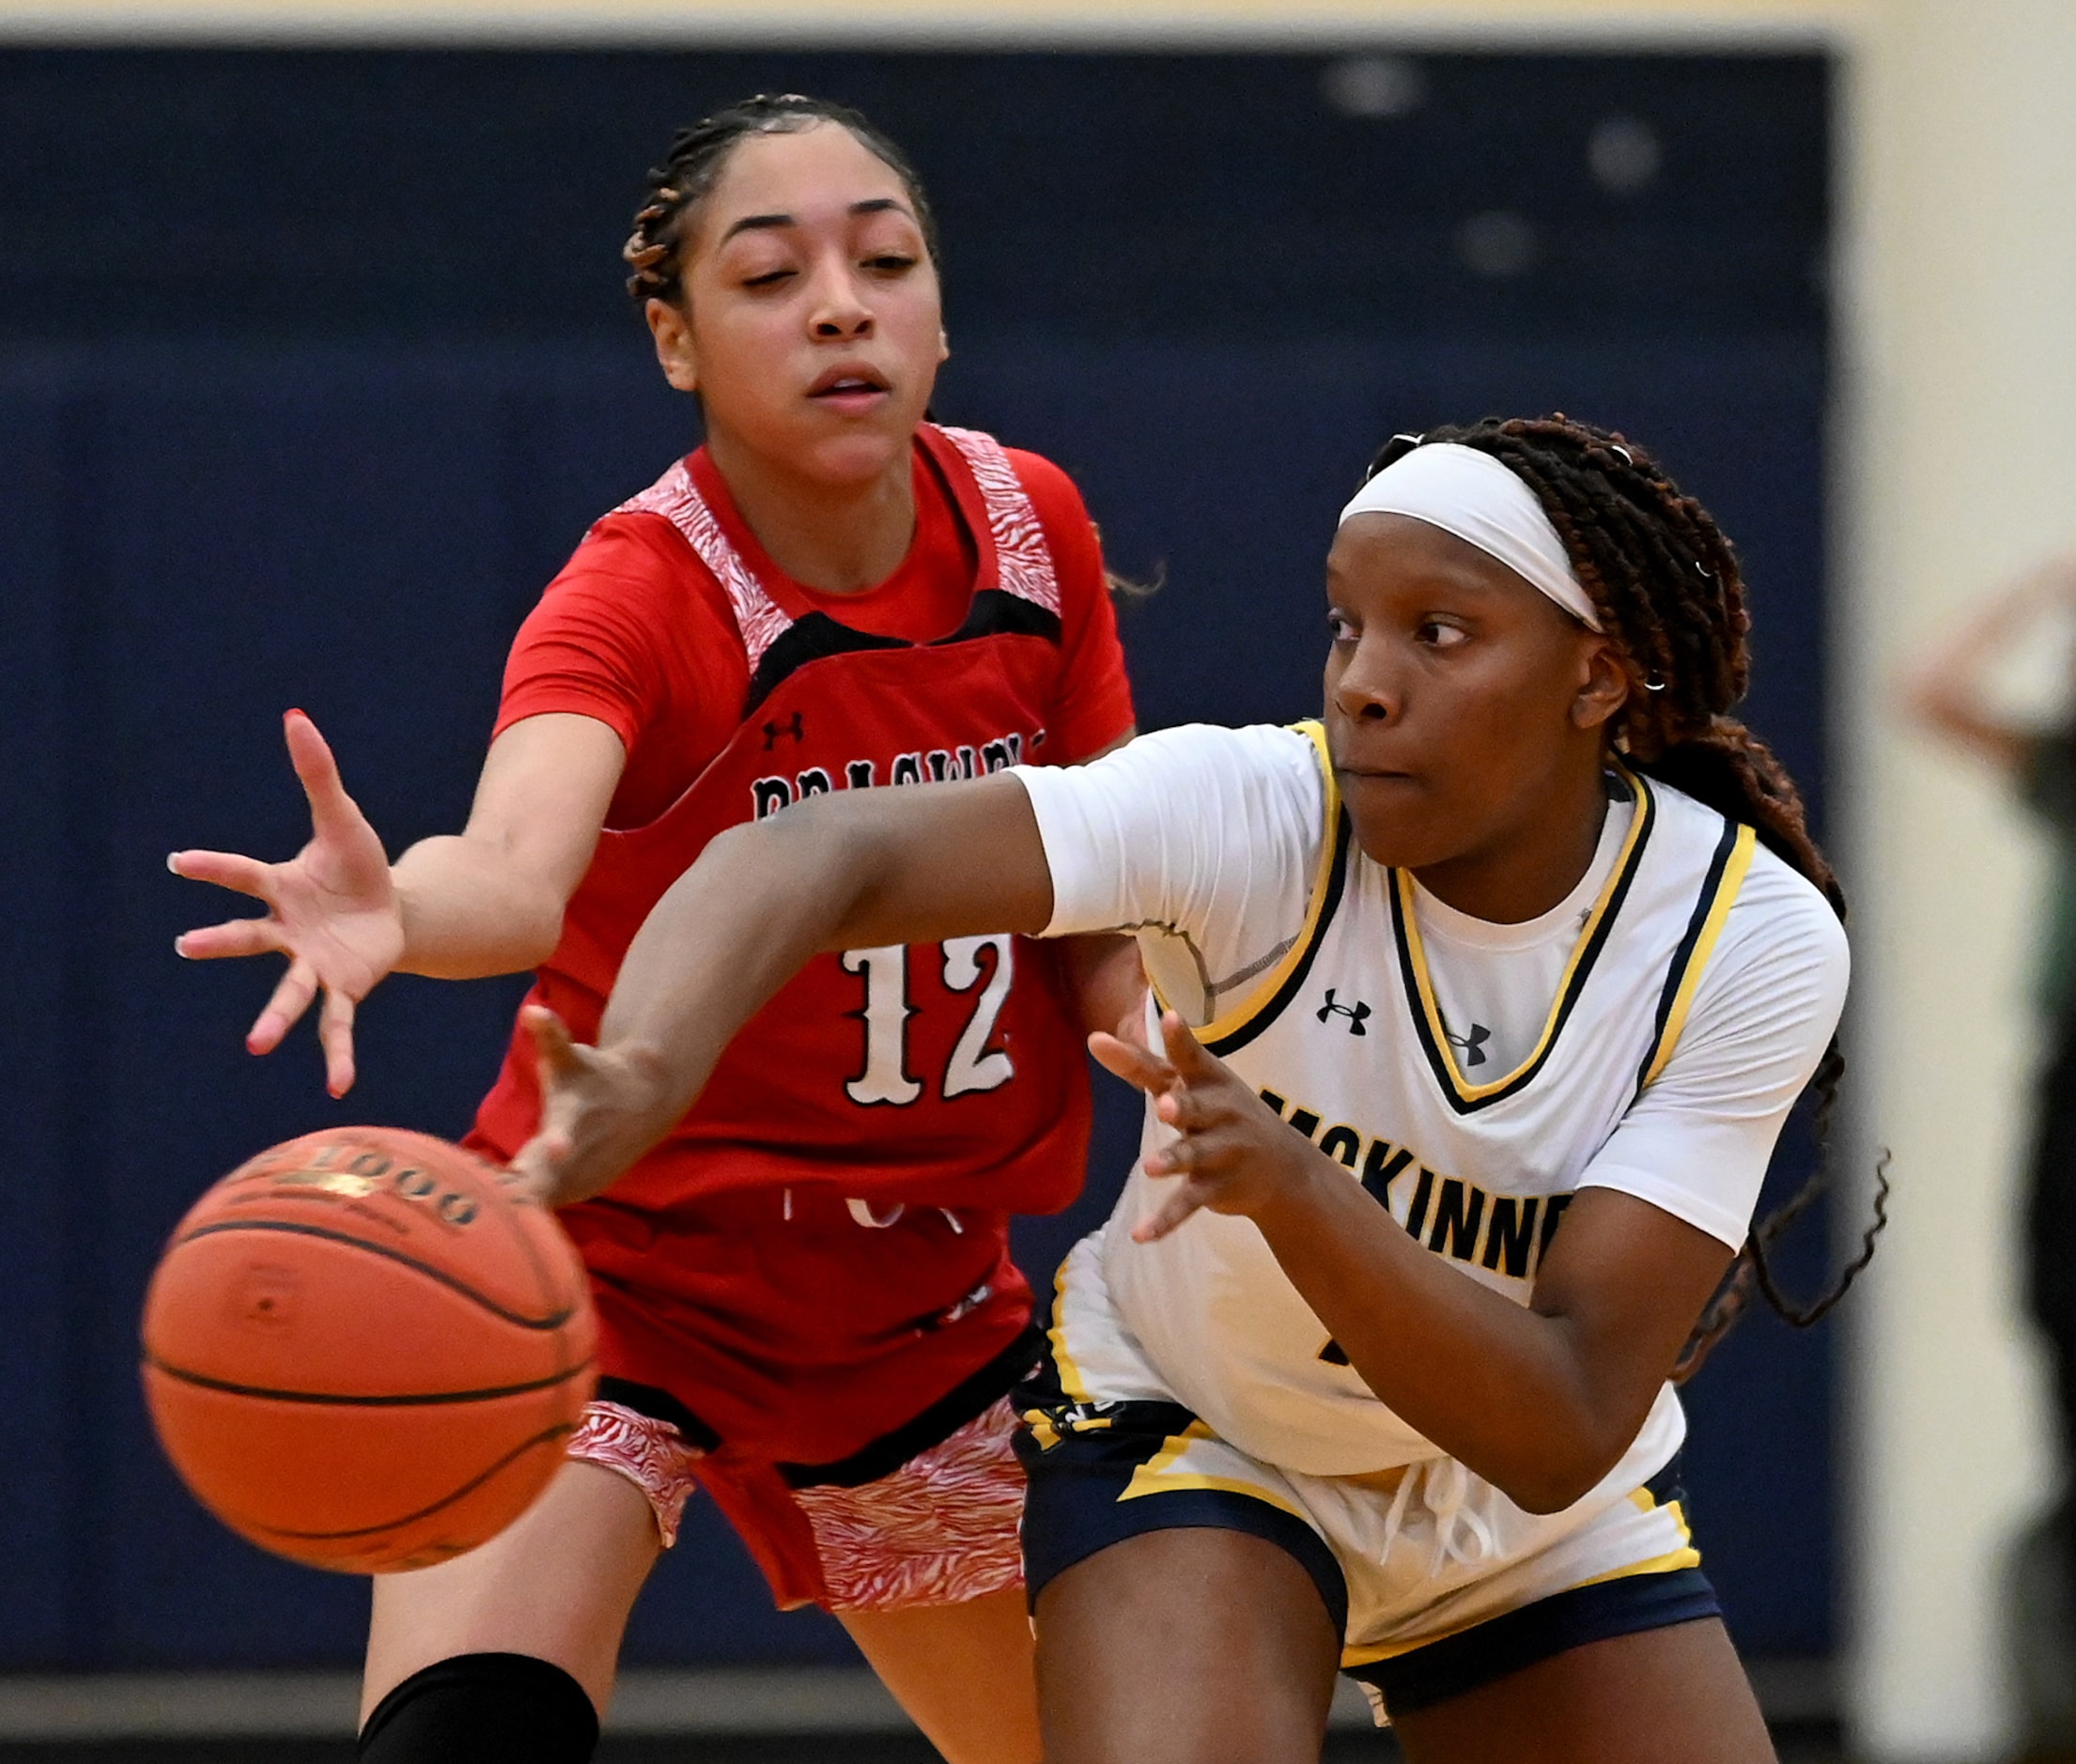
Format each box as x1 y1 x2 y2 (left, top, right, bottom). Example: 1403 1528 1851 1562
169 95 1136 1764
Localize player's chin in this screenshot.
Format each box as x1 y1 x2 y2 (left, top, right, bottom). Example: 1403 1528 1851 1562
1340 783 1453 870
789 416 919 484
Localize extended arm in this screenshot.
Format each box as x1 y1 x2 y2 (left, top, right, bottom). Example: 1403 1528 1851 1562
1901 553 2076 774
515 775 1059 1199
172 709 623 1093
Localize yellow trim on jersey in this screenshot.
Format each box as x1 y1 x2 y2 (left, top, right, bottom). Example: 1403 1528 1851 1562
1395 769 1653 1104
1047 1260 1093 1405
1118 1420 1312 1523
1639 823 1758 1088
1152 720 1343 1044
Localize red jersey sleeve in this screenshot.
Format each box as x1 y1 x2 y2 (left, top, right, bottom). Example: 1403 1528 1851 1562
496 514 750 828
1008 449 1138 763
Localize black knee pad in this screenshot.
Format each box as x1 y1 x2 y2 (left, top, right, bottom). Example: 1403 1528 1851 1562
358 1652 600 1763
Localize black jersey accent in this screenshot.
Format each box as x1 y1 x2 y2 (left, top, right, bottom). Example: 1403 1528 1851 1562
742 593 1062 718
742 612 909 717
1392 772 1658 1115
1201 806 1356 1058
933 587 1063 646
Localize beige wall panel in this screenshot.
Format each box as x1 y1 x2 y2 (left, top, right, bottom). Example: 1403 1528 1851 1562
1842 0 2076 1755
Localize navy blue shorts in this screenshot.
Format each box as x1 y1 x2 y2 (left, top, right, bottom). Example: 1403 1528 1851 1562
1016 1378 1722 1718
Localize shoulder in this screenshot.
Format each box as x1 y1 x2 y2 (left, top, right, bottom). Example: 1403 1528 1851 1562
999 445 1089 520
526 506 726 628
1715 843 1850 998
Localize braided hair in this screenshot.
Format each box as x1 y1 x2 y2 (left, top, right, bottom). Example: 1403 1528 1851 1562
1362 414 1889 1375
623 94 939 305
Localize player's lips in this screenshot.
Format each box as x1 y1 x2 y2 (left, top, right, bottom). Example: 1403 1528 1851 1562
806 363 892 411
1335 763 1422 789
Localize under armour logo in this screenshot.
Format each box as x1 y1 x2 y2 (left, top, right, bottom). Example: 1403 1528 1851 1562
1446 1022 1493 1068
1316 989 1371 1035
763 712 805 749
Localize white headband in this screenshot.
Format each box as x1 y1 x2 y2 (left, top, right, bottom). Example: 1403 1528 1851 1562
1338 441 1602 631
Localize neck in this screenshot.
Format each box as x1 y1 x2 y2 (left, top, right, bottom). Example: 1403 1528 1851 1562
705 429 918 594
1411 758 1614 924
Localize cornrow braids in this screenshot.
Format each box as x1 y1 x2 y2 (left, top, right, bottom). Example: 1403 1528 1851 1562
1361 414 1888 1371
623 93 939 305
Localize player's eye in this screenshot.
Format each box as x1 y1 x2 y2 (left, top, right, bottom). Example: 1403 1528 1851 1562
740 266 797 289
863 253 918 273
1326 611 1358 644
1416 618 1470 649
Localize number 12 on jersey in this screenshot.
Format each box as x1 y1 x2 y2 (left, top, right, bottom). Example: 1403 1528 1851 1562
841 937 1015 1106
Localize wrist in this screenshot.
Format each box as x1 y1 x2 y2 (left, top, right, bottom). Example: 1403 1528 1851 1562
1247 1144 1340 1237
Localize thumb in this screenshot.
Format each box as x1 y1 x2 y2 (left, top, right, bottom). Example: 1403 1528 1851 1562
506 1124 574 1206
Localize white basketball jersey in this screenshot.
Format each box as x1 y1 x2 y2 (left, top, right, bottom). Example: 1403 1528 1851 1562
1098 722 1758 1479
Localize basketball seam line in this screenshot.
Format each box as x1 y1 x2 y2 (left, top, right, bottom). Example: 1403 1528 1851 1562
170 1219 583 1330
229 1424 581 1543
141 1354 596 1408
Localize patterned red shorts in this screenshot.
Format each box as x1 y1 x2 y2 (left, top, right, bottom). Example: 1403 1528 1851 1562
566 1394 1027 1612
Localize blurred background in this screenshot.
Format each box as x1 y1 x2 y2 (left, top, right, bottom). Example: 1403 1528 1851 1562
0 1 2069 1760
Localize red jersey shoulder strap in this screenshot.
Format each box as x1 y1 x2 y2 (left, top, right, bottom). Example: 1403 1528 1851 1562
930 426 1062 617
612 458 794 673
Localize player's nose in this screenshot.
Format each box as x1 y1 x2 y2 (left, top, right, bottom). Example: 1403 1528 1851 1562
1332 634 1406 723
808 265 874 339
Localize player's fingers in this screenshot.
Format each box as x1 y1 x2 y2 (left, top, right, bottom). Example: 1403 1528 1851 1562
167 848 275 900
1158 1010 1222 1077
248 958 319 1055
174 916 287 962
520 1004 585 1081
1132 1179 1211 1244
317 986 359 1098
1154 1085 1211 1134
282 710 364 843
506 1126 573 1206
1089 1030 1176 1094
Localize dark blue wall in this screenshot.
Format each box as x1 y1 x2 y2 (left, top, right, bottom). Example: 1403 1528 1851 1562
0 47 1836 1672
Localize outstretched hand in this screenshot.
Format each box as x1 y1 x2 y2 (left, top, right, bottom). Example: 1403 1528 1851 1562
169 710 405 1097
506 1006 679 1208
1090 1009 1326 1244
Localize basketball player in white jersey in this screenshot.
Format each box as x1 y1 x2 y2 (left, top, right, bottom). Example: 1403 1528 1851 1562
509 416 1867 1762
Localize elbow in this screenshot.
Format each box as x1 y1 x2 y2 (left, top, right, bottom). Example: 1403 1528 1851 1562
1488 1431 1632 1516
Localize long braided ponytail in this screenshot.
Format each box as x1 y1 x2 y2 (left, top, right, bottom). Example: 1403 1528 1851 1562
1363 415 1888 1374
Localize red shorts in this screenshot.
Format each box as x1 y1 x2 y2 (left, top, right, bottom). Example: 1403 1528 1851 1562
553 1184 1040 1611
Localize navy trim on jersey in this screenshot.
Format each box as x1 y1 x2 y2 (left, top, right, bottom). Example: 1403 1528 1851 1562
1201 806 1356 1059
1632 814 1745 1097
1389 772 1659 1116
1014 1391 1350 1638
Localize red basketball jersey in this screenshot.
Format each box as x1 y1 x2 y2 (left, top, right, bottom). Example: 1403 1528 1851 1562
470 425 1123 1222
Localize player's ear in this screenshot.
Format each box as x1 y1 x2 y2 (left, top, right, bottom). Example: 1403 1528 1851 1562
1572 637 1631 733
937 326 951 366
646 297 700 395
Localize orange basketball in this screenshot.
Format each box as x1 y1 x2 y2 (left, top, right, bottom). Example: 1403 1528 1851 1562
140 1125 596 1574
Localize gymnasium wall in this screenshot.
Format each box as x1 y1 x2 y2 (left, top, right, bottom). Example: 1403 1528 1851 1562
0 46 1836 1673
